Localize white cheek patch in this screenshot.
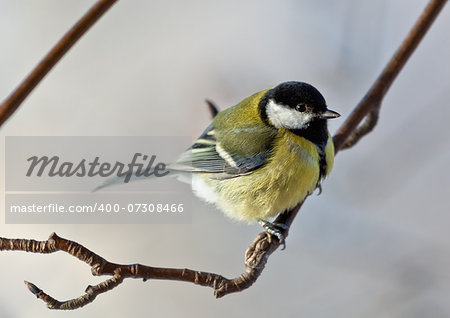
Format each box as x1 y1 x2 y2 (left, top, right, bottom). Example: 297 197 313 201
266 99 314 129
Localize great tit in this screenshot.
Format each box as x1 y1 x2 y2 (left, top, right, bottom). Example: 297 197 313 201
170 81 340 243
97 81 339 246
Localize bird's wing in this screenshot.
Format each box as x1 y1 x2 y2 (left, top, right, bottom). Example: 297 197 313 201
170 123 275 179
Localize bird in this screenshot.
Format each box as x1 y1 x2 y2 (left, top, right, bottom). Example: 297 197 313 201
168 81 340 247
97 81 340 248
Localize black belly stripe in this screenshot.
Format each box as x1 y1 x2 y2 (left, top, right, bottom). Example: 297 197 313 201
289 119 328 187
317 148 327 185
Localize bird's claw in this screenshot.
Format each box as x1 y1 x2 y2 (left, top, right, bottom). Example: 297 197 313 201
258 220 288 250
316 183 322 195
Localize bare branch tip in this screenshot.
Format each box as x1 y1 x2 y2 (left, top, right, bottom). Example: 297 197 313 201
24 281 42 297
205 99 219 118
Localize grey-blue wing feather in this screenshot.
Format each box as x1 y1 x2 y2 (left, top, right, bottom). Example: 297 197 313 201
170 124 271 179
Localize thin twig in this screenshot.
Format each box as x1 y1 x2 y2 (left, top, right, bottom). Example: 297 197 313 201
205 99 220 118
24 275 123 310
0 0 447 310
333 0 447 153
341 106 380 150
0 0 118 127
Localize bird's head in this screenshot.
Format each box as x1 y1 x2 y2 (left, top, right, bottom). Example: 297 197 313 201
260 81 340 130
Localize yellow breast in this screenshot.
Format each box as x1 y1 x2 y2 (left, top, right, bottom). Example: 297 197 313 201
197 129 323 223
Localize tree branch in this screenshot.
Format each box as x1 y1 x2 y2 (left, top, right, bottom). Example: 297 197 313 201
0 0 447 310
0 230 280 308
0 0 117 127
333 0 447 153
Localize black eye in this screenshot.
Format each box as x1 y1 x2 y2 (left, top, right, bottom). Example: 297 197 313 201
295 104 306 112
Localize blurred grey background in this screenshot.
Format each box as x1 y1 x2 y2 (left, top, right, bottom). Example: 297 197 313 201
1 0 450 317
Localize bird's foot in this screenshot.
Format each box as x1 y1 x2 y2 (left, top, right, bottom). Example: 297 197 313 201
258 220 288 250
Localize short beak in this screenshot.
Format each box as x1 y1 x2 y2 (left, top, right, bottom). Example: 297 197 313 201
320 108 340 119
